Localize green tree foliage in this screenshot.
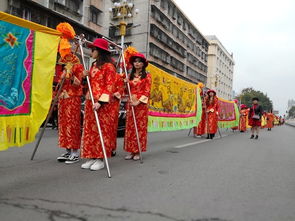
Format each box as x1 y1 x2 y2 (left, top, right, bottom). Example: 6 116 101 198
288 106 295 118
235 87 273 111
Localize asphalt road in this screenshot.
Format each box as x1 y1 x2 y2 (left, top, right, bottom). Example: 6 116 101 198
0 126 295 221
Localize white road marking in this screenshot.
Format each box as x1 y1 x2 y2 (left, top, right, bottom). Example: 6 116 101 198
174 140 210 148
174 134 229 148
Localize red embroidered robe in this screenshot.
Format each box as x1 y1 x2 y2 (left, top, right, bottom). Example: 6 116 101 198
124 73 152 153
57 64 83 150
81 63 116 159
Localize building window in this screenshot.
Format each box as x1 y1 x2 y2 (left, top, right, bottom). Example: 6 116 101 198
171 57 184 71
160 0 168 10
22 8 31 20
150 43 171 64
150 24 186 58
66 0 81 13
90 7 102 25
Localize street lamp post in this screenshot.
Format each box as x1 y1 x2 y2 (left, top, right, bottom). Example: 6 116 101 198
109 1 144 163
109 0 138 73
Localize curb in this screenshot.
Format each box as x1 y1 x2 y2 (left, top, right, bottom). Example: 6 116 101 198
286 122 295 127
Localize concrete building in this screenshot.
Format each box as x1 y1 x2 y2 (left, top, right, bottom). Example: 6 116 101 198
0 0 107 67
1 0 208 84
105 0 209 84
206 35 234 100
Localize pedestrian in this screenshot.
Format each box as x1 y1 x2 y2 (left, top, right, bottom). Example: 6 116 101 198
124 53 152 161
239 104 248 132
248 97 263 139
205 90 219 139
80 38 117 171
56 53 84 164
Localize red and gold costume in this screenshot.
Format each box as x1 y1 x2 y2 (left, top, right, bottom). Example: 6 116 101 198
266 112 274 129
239 108 249 132
205 95 219 134
124 73 152 153
81 63 116 159
194 105 206 135
110 74 125 151
57 54 84 150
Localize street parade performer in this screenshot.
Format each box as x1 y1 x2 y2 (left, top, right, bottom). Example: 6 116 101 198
239 104 249 132
248 97 263 139
205 90 219 139
56 53 84 164
80 38 117 171
266 110 275 131
124 53 152 161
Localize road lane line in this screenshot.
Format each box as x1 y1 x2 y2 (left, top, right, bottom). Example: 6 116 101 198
174 134 230 148
174 140 210 148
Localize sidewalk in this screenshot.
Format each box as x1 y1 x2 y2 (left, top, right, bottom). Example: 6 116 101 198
286 120 295 127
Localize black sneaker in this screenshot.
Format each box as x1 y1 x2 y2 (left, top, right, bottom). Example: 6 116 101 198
255 135 259 139
250 135 255 139
65 155 80 164
57 152 71 162
111 151 117 157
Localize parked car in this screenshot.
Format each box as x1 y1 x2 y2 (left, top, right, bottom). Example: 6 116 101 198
117 101 126 137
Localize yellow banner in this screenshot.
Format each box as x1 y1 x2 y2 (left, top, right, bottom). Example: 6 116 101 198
0 12 60 151
147 64 202 132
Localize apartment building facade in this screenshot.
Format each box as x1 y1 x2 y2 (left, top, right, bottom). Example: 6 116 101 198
206 35 234 100
0 0 108 67
105 0 209 84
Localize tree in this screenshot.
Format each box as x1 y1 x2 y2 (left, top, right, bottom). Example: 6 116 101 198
288 106 295 118
235 87 273 111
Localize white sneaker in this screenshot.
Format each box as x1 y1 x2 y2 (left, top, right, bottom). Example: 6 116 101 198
90 159 105 171
124 154 134 160
81 159 96 169
133 154 140 161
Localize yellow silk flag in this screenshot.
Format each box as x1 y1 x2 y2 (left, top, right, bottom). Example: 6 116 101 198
147 64 202 132
0 12 61 151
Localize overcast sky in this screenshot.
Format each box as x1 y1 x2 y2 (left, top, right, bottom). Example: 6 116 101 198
174 0 295 114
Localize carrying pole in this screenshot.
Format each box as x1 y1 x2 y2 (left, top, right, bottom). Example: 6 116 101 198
31 77 66 160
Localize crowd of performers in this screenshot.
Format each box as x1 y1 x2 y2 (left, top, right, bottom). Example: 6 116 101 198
193 89 284 140
51 38 286 170
54 38 151 170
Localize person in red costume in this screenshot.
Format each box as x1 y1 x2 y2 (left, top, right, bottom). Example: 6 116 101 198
266 110 275 131
56 53 84 164
80 38 117 171
239 104 248 132
124 53 152 161
205 90 219 139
